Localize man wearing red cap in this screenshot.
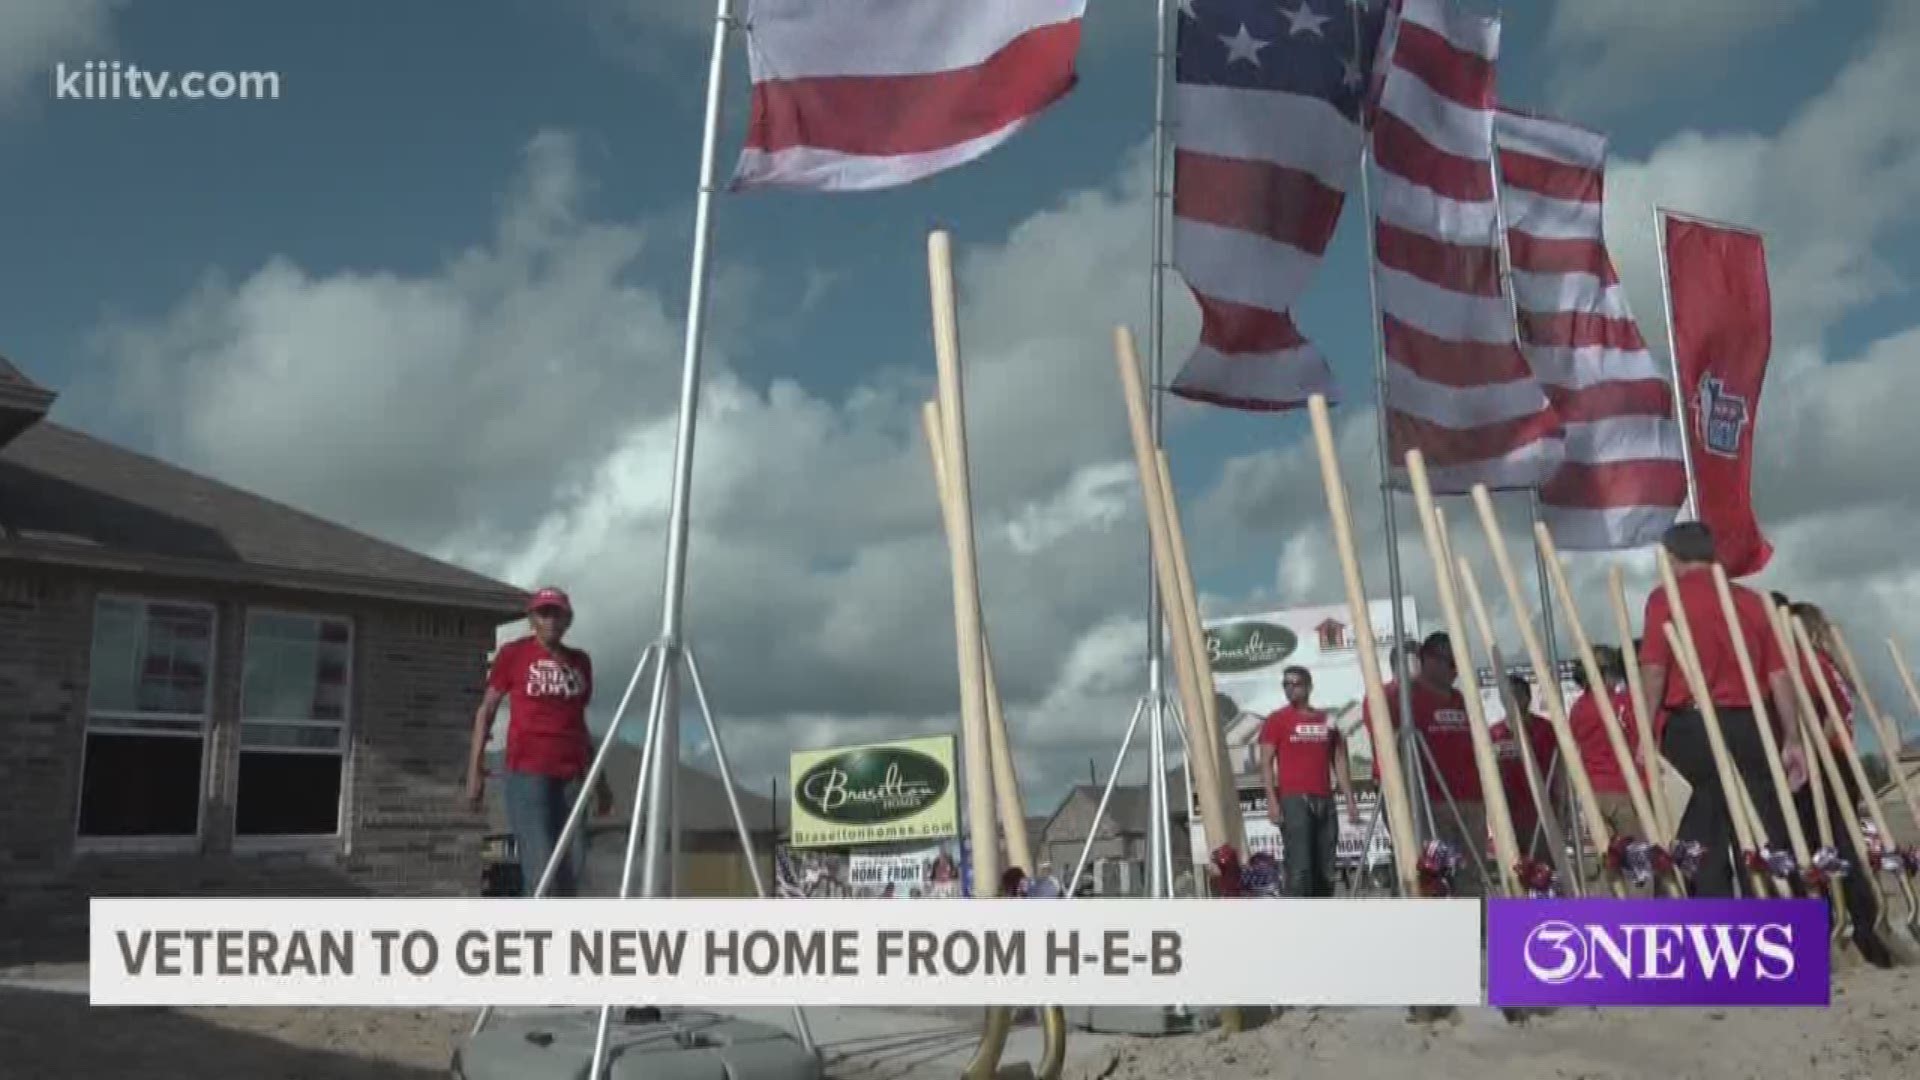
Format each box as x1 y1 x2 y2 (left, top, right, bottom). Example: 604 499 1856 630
466 586 611 896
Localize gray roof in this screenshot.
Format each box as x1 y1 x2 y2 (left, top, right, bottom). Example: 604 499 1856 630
0 417 528 616
1048 767 1188 836
0 354 58 446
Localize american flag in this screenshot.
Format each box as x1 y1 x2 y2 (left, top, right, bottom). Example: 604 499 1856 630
1494 109 1686 549
1369 0 1564 492
731 0 1087 192
1166 0 1388 410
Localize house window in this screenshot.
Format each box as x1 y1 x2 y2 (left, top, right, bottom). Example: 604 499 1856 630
78 596 216 839
235 610 353 838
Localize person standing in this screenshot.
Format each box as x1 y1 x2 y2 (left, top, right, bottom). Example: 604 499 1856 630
1369 633 1485 895
1566 647 1642 839
1788 601 1893 967
466 587 613 896
1638 523 1805 898
1491 675 1559 863
1258 666 1358 898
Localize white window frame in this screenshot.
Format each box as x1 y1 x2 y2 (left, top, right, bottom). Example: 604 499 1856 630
74 593 219 853
231 606 356 848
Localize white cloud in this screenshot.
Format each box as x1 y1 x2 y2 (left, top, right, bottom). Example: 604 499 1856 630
1544 0 1818 112
64 124 1197 811
0 0 123 114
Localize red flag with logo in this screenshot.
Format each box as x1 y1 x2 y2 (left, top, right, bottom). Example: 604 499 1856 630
1662 214 1774 577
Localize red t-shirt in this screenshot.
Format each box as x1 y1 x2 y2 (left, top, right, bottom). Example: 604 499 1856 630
1490 713 1556 836
1639 569 1784 714
489 635 594 779
1259 705 1341 798
1569 686 1639 794
1368 678 1480 802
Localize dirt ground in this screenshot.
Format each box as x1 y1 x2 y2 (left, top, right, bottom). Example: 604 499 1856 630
3 960 1917 1079
1067 962 1920 1080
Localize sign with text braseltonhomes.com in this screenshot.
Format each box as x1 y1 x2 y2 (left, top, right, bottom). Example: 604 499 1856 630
1487 899 1831 1007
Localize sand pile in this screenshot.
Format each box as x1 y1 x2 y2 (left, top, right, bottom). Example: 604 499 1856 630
1067 963 1920 1080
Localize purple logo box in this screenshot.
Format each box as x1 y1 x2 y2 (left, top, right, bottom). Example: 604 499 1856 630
1487 899 1830 1007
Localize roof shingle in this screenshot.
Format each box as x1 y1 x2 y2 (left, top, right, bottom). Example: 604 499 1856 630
0 419 527 615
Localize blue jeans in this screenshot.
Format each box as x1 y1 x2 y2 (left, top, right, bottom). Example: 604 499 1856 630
504 771 588 897
1280 794 1339 898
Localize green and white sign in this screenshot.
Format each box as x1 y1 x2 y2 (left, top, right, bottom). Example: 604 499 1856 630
788 735 959 849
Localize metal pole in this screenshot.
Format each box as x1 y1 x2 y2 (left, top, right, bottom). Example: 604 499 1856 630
1653 207 1701 520
1148 696 1169 897
684 648 816 1054
589 644 674 1076
1142 0 1175 904
1069 698 1146 896
1164 702 1194 893
589 0 735 1074
1358 147 1426 842
636 0 738 903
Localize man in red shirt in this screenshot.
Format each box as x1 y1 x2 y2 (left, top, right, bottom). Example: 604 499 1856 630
1258 666 1358 897
465 587 612 896
1566 647 1642 840
1370 632 1486 895
1638 522 1804 898
1491 675 1558 861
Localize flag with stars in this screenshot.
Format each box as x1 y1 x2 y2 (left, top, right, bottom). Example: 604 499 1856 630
1369 0 1564 492
1167 0 1389 411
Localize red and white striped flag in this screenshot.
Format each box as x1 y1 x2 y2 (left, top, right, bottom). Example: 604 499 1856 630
731 0 1086 192
1369 0 1562 492
1164 0 1389 411
1494 109 1686 549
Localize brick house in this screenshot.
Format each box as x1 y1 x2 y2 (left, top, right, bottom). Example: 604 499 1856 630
0 357 530 961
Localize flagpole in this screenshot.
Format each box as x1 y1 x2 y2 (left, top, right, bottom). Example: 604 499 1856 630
1143 0 1176 898
1653 207 1702 521
1358 146 1430 843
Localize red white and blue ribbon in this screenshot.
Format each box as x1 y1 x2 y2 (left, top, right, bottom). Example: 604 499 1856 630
1604 835 1671 887
1670 839 1707 877
1418 839 1463 897
1745 845 1797 879
1804 846 1849 889
1515 858 1558 899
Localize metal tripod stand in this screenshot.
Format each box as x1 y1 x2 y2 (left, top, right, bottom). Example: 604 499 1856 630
467 638 816 1071
1067 689 1197 900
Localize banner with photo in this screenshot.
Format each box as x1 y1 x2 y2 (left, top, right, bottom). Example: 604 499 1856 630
848 840 966 898
787 735 959 849
1202 600 1419 790
776 840 967 899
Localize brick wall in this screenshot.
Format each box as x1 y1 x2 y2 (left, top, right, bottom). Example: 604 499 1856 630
0 563 509 962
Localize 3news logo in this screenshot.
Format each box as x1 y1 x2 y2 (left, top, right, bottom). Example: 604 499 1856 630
1486 899 1830 1007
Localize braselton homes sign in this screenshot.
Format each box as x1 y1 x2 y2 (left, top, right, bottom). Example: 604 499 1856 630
787 735 959 849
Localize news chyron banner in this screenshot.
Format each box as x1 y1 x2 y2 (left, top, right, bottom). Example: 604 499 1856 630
91 897 1835 1008
89 897 1484 1008
787 735 959 849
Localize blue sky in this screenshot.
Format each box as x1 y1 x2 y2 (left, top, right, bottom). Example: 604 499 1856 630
5 0 1918 797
